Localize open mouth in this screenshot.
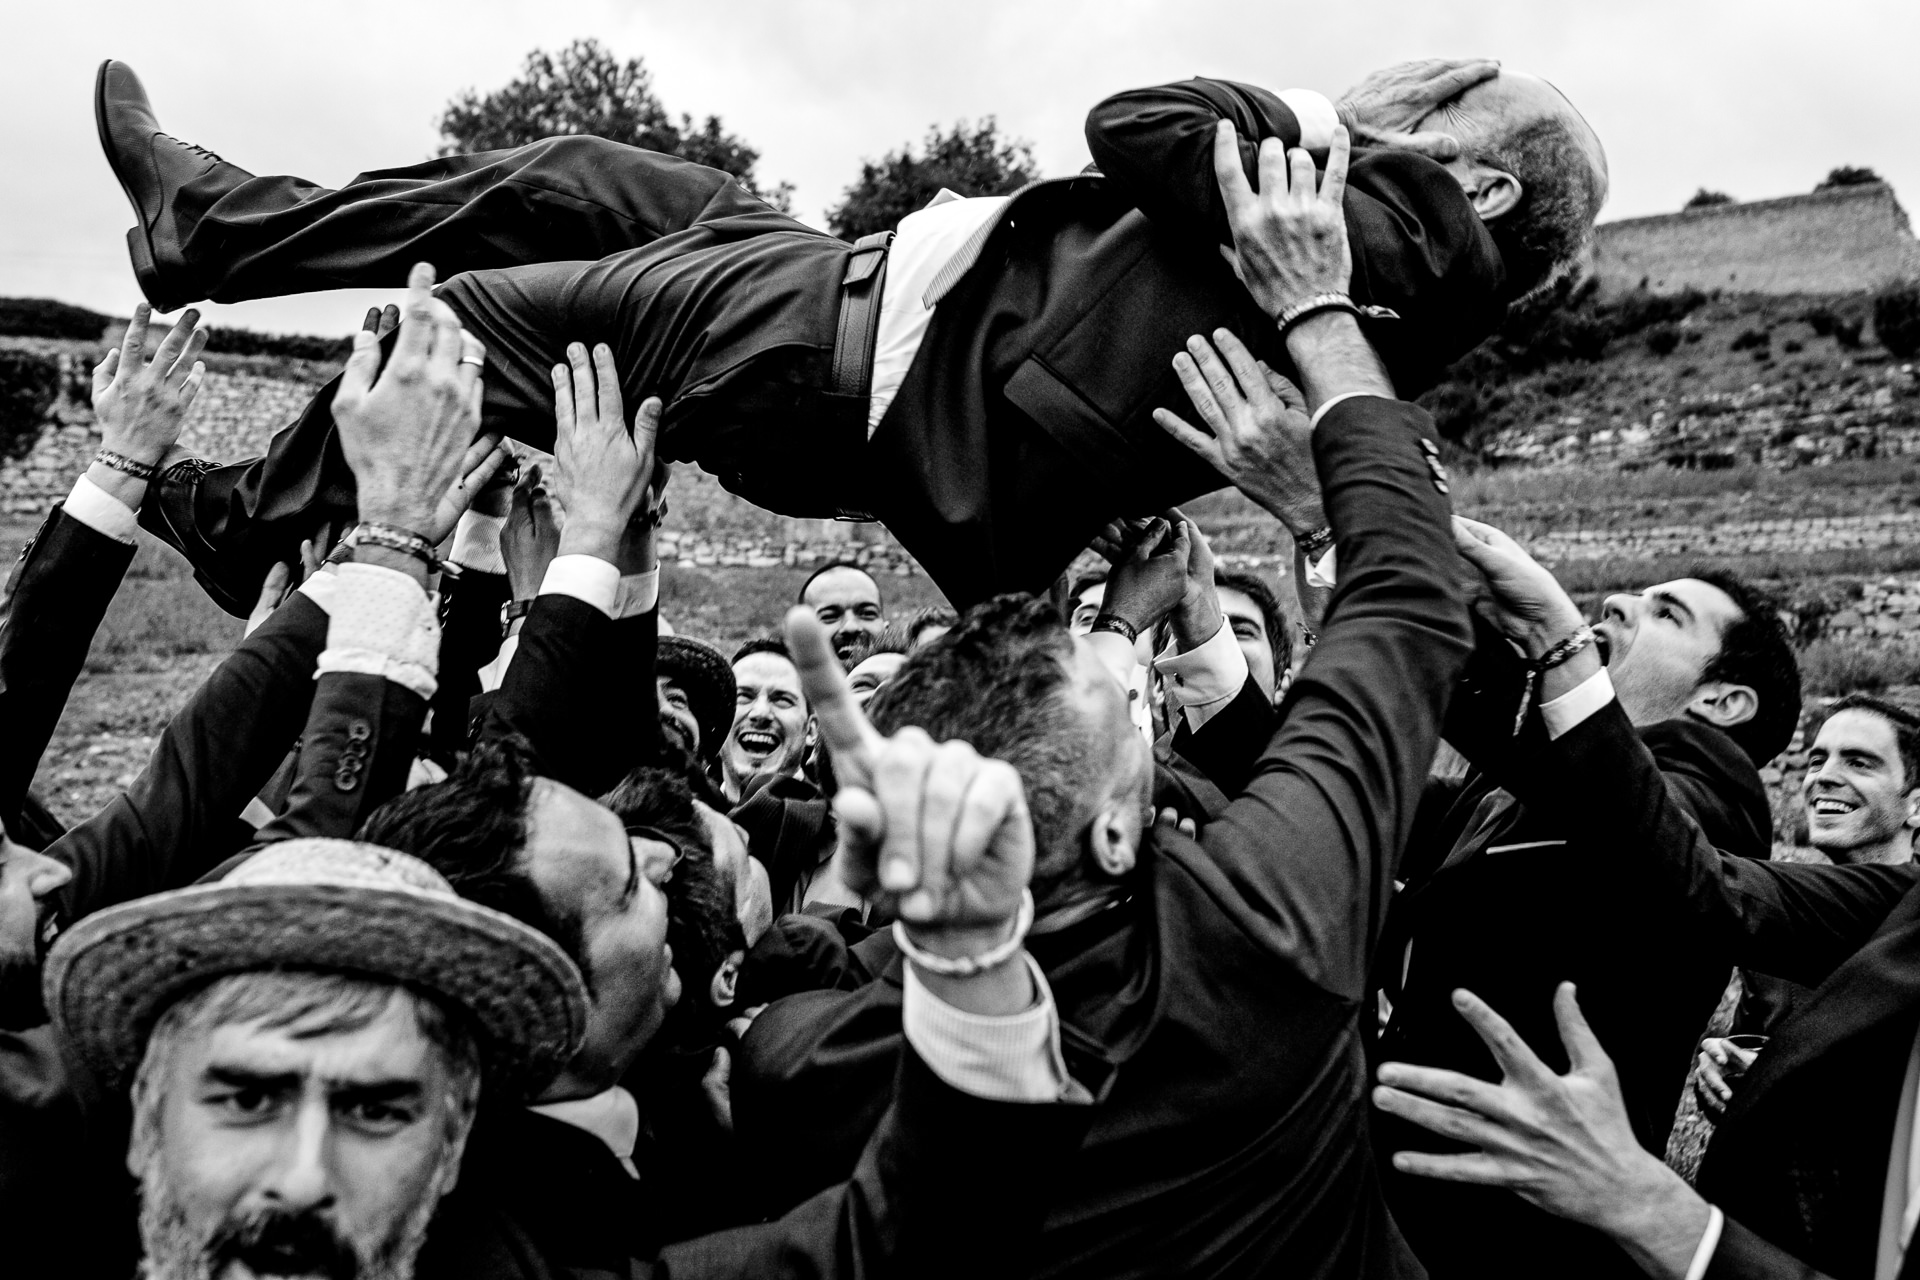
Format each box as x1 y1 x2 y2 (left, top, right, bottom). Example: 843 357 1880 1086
1593 630 1613 665
734 728 780 756
1809 796 1858 818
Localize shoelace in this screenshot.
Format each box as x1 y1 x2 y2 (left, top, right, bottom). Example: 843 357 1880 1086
161 133 227 164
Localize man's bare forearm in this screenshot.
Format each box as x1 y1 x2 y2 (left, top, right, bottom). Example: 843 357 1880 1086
1283 312 1395 413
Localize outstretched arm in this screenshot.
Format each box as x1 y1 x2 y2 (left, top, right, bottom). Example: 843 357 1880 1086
0 306 207 836
1153 131 1472 997
1375 984 1828 1280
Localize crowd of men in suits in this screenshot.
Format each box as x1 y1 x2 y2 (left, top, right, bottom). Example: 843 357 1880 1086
1 50 1918 1280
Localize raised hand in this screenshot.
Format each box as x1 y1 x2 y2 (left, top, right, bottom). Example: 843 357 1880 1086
1154 329 1325 533
333 262 508 549
1451 517 1587 659
502 463 563 602
1212 119 1352 318
89 303 209 505
1374 985 1713 1278
1099 515 1189 639
550 342 659 563
784 606 1034 964
1334 59 1501 160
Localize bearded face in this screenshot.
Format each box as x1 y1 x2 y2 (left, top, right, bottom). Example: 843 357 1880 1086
129 977 479 1280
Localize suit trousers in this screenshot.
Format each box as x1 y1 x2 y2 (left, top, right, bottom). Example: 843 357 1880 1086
168 140 879 596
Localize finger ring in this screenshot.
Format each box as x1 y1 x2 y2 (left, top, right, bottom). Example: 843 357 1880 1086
459 356 485 367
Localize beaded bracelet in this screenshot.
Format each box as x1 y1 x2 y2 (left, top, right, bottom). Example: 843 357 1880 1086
1512 623 1598 735
892 889 1035 978
1274 291 1401 341
350 521 441 572
93 448 159 482
1089 612 1139 645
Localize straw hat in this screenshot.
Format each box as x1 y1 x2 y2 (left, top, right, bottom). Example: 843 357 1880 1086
43 838 588 1097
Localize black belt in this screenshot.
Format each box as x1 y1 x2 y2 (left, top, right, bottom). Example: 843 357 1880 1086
830 230 892 520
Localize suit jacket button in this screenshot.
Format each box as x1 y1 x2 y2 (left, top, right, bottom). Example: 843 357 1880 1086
347 720 372 743
334 764 360 792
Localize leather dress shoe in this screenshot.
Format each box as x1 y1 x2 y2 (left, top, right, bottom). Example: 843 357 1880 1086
94 60 252 313
136 456 265 618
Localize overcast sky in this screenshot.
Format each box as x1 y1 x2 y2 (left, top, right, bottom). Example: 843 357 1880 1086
6 0 1916 336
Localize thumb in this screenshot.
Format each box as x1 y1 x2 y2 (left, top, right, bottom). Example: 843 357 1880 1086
1554 982 1610 1074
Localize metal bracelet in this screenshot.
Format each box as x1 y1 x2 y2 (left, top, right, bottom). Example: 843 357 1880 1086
92 448 159 482
1274 291 1401 341
891 889 1035 979
1089 612 1139 645
350 521 441 571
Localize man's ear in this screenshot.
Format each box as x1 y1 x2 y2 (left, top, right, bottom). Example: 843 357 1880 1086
1466 166 1524 221
804 715 818 750
1686 682 1759 732
709 952 744 1009
1086 805 1140 879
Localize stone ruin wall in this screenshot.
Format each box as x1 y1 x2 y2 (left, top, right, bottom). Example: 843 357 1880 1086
1591 182 1920 297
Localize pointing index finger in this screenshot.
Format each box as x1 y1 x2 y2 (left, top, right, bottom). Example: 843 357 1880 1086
784 607 883 785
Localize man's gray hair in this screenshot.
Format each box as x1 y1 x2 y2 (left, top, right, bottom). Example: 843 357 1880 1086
128 969 483 1174
1474 114 1608 300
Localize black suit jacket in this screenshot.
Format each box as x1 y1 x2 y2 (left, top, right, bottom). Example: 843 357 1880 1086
417 1046 1093 1280
1529 701 1920 1280
1375 620 1785 1279
0 506 137 839
868 78 1506 603
734 394 1472 1280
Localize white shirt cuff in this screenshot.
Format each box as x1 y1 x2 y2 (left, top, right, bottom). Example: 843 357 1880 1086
62 474 139 545
539 555 620 618
1683 1205 1724 1280
901 954 1072 1103
449 510 507 575
477 634 517 694
1275 88 1340 151
309 563 440 701
1154 618 1249 732
1539 667 1615 740
1309 389 1371 433
614 567 659 620
1306 546 1338 590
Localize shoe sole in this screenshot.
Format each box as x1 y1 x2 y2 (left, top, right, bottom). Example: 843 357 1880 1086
94 60 179 312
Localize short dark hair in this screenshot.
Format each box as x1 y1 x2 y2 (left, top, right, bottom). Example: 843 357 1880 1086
1823 694 1920 790
841 627 909 668
905 606 958 647
797 559 880 605
1688 568 1802 765
1213 569 1293 673
1066 570 1108 607
600 767 743 1006
1473 113 1606 300
359 737 592 987
731 636 794 667
868 594 1127 901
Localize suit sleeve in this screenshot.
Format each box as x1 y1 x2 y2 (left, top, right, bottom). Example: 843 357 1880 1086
1086 78 1304 249
0 507 136 836
1085 79 1510 399
652 1047 1092 1280
251 672 426 845
1703 1215 1833 1279
429 567 508 766
1168 674 1279 800
48 593 329 922
475 596 659 797
1544 701 1916 986
1186 396 1473 1000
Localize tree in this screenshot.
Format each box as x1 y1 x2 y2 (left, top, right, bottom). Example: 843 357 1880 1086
1817 165 1884 191
1874 284 1920 359
1684 189 1734 210
437 39 791 210
827 119 1041 241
